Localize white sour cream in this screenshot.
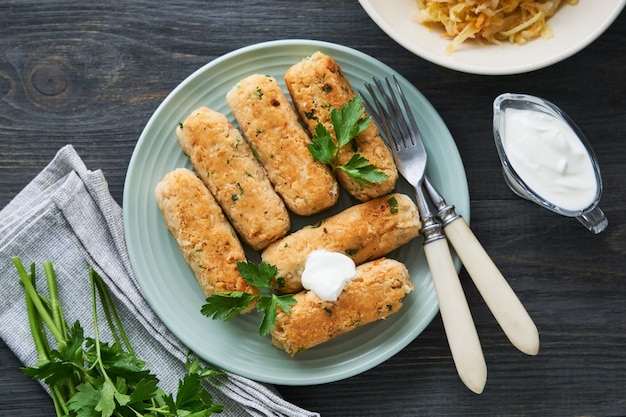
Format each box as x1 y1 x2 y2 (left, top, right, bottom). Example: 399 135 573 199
503 108 597 212
301 250 356 302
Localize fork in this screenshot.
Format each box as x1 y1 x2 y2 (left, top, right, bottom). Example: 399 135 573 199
366 77 539 357
363 76 487 394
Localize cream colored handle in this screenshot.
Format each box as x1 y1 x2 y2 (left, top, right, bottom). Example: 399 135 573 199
443 217 540 356
424 238 487 394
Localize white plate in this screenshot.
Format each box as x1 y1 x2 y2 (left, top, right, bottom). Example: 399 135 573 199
359 0 625 75
123 39 469 385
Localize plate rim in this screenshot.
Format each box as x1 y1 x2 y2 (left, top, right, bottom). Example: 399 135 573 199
358 0 626 75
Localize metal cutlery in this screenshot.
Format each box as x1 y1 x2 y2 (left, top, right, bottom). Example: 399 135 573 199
362 75 540 393
363 76 487 394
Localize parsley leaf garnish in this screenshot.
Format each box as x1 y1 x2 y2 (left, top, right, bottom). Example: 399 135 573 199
308 95 388 187
202 291 256 321
341 153 389 187
201 261 296 336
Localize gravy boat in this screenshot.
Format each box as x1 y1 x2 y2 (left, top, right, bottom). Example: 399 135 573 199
493 93 607 234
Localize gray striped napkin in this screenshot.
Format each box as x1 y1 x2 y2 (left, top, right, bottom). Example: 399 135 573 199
0 145 318 417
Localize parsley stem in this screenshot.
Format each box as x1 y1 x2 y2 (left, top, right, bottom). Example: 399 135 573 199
91 267 134 356
43 263 79 401
88 268 122 398
44 262 67 343
18 263 49 361
89 269 108 381
13 258 72 417
13 258 67 350
50 386 70 416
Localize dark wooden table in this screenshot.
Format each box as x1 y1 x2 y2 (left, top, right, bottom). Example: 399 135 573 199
1 1 625 416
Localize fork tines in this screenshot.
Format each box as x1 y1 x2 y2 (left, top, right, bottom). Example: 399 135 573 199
362 75 422 150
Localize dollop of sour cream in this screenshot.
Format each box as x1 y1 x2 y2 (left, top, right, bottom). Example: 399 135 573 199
504 108 597 212
301 250 356 302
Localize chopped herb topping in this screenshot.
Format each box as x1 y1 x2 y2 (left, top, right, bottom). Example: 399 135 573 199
231 182 243 201
310 220 324 229
388 196 398 213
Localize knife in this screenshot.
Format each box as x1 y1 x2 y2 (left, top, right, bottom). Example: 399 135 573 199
424 177 540 356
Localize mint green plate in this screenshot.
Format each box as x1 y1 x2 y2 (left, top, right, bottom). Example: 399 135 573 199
123 39 469 385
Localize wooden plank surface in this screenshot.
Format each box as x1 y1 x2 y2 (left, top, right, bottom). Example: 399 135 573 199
1 1 625 416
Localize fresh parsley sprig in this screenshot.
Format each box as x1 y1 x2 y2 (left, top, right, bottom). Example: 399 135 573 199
13 258 224 417
308 95 389 187
201 261 296 337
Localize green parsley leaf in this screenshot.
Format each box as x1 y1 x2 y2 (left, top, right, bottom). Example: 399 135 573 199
309 95 388 187
339 153 390 187
331 95 370 149
94 379 116 417
174 372 204 410
200 260 296 336
257 293 296 336
200 291 256 321
128 377 159 403
235 261 277 288
22 360 76 386
68 382 100 415
257 296 279 337
307 124 337 165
